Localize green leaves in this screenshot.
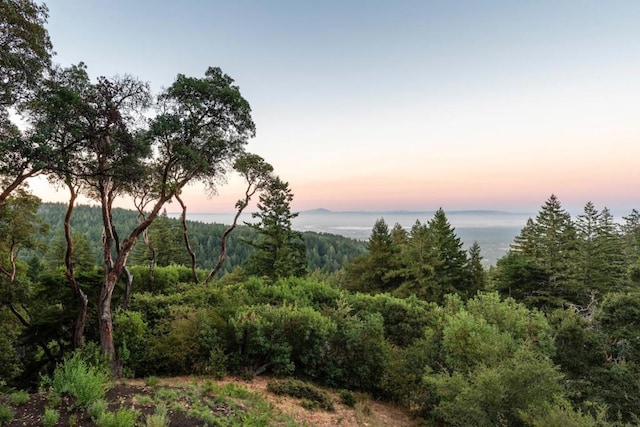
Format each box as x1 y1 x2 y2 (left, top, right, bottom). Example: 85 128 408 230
245 177 307 281
423 292 561 426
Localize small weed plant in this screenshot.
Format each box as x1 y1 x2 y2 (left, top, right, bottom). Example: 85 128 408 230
339 390 357 407
145 376 160 387
0 403 14 425
144 405 169 427
95 407 140 427
88 399 108 421
41 408 60 427
9 390 29 406
45 390 62 409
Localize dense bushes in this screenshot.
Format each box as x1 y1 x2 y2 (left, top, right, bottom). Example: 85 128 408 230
26 275 620 424
119 277 583 423
231 304 336 377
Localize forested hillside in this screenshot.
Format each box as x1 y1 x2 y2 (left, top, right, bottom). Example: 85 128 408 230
36 202 366 275
3 194 640 425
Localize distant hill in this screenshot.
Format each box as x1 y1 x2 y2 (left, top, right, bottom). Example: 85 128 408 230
35 203 367 275
302 208 531 216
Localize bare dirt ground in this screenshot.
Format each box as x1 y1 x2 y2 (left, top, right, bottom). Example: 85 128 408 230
2 376 422 426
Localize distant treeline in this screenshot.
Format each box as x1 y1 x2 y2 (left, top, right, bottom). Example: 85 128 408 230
35 203 366 275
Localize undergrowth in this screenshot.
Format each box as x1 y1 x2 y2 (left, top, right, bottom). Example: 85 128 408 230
267 378 335 411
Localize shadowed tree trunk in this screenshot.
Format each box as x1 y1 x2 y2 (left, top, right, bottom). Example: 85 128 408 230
175 193 198 283
63 180 88 349
121 267 133 310
134 192 157 291
204 199 248 285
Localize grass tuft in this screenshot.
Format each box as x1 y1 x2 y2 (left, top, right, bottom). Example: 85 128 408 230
8 390 29 406
42 408 60 427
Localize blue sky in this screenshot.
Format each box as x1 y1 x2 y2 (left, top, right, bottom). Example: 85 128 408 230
32 0 640 214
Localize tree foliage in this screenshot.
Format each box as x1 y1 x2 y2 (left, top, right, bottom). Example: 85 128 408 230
344 209 478 303
245 177 307 281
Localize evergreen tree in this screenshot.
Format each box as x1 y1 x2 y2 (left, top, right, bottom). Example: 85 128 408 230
511 218 538 255
531 195 578 306
622 209 640 286
344 218 404 293
392 220 438 300
574 201 601 292
427 208 470 299
390 222 408 246
467 241 486 296
573 201 627 298
46 232 96 272
145 211 191 267
533 195 577 285
0 190 47 326
495 195 579 309
245 177 306 281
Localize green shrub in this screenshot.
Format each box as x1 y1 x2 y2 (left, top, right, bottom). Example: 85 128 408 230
522 398 600 427
425 346 564 426
144 308 208 375
113 310 148 377
45 391 62 409
88 399 108 421
51 353 110 408
243 277 342 310
380 339 432 407
0 403 14 425
144 376 160 387
348 293 436 347
339 390 356 407
418 293 564 425
0 309 23 387
267 379 334 411
95 407 140 427
9 390 29 406
203 346 227 380
323 312 389 392
231 304 336 377
144 405 169 427
41 408 60 427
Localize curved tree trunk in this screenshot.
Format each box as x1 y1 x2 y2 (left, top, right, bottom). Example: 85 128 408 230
204 187 256 285
134 198 157 291
143 228 156 291
121 266 134 310
64 180 88 349
98 181 173 374
99 270 119 374
175 193 198 283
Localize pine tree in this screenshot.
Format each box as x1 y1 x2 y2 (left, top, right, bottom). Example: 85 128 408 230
574 202 625 297
595 207 624 291
467 241 486 296
245 177 306 281
511 218 538 255
144 211 191 267
392 220 438 300
496 195 579 309
622 209 640 286
427 208 470 299
574 201 601 292
344 218 395 292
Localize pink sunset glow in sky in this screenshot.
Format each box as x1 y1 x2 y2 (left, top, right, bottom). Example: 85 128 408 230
28 1 640 215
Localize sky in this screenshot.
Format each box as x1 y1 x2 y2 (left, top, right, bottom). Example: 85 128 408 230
28 0 640 214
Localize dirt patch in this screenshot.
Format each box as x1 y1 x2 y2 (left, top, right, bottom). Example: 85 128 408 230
1 376 421 426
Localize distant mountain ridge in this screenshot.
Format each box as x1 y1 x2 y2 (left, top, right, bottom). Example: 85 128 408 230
301 208 532 216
